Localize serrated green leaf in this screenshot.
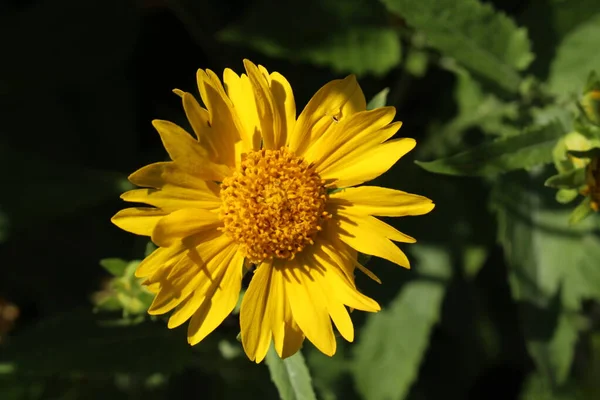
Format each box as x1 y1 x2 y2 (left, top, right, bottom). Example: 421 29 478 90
381 0 533 92
265 346 317 400
366 88 390 110
544 168 586 189
491 178 600 387
218 0 401 76
419 69 519 159
548 14 600 97
416 121 566 176
99 258 129 276
352 245 451 400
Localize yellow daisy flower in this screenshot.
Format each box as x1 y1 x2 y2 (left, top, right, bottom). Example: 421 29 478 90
111 59 434 363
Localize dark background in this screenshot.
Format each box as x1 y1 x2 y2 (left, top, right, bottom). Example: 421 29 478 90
0 0 595 399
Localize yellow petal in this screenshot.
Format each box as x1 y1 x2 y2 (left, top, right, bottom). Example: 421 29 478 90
322 138 416 188
243 59 283 149
196 69 241 167
269 71 296 148
148 231 233 314
136 243 187 278
333 211 413 268
290 75 366 156
317 229 381 284
328 267 381 312
330 186 435 217
151 208 222 247
187 244 243 345
240 260 278 363
166 291 197 329
152 119 208 160
274 295 305 359
120 188 221 212
128 161 218 192
311 237 381 312
310 269 354 342
223 68 261 152
283 258 336 356
153 120 232 180
181 93 216 156
111 207 168 236
304 107 397 170
240 260 306 362
147 256 204 315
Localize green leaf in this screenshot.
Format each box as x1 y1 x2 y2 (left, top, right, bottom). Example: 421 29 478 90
463 245 488 280
218 0 401 76
306 343 349 400
352 245 451 400
419 68 519 159
99 258 129 277
2 310 194 375
491 178 600 387
381 0 533 92
544 168 586 189
366 88 390 110
555 189 579 204
569 197 593 226
584 70 600 93
548 14 600 97
416 121 566 176
520 373 585 400
265 346 317 400
546 0 600 38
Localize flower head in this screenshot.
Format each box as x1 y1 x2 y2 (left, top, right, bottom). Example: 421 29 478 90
111 59 434 362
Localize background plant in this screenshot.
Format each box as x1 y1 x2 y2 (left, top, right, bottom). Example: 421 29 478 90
1 0 600 399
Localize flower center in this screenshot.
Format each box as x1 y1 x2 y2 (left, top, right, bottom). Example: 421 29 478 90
219 148 329 263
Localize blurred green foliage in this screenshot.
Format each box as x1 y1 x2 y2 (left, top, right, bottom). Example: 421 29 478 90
1 0 600 399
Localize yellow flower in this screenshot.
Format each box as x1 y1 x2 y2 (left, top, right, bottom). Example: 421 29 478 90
111 59 434 362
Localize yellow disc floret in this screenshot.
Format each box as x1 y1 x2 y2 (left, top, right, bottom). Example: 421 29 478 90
219 148 329 263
